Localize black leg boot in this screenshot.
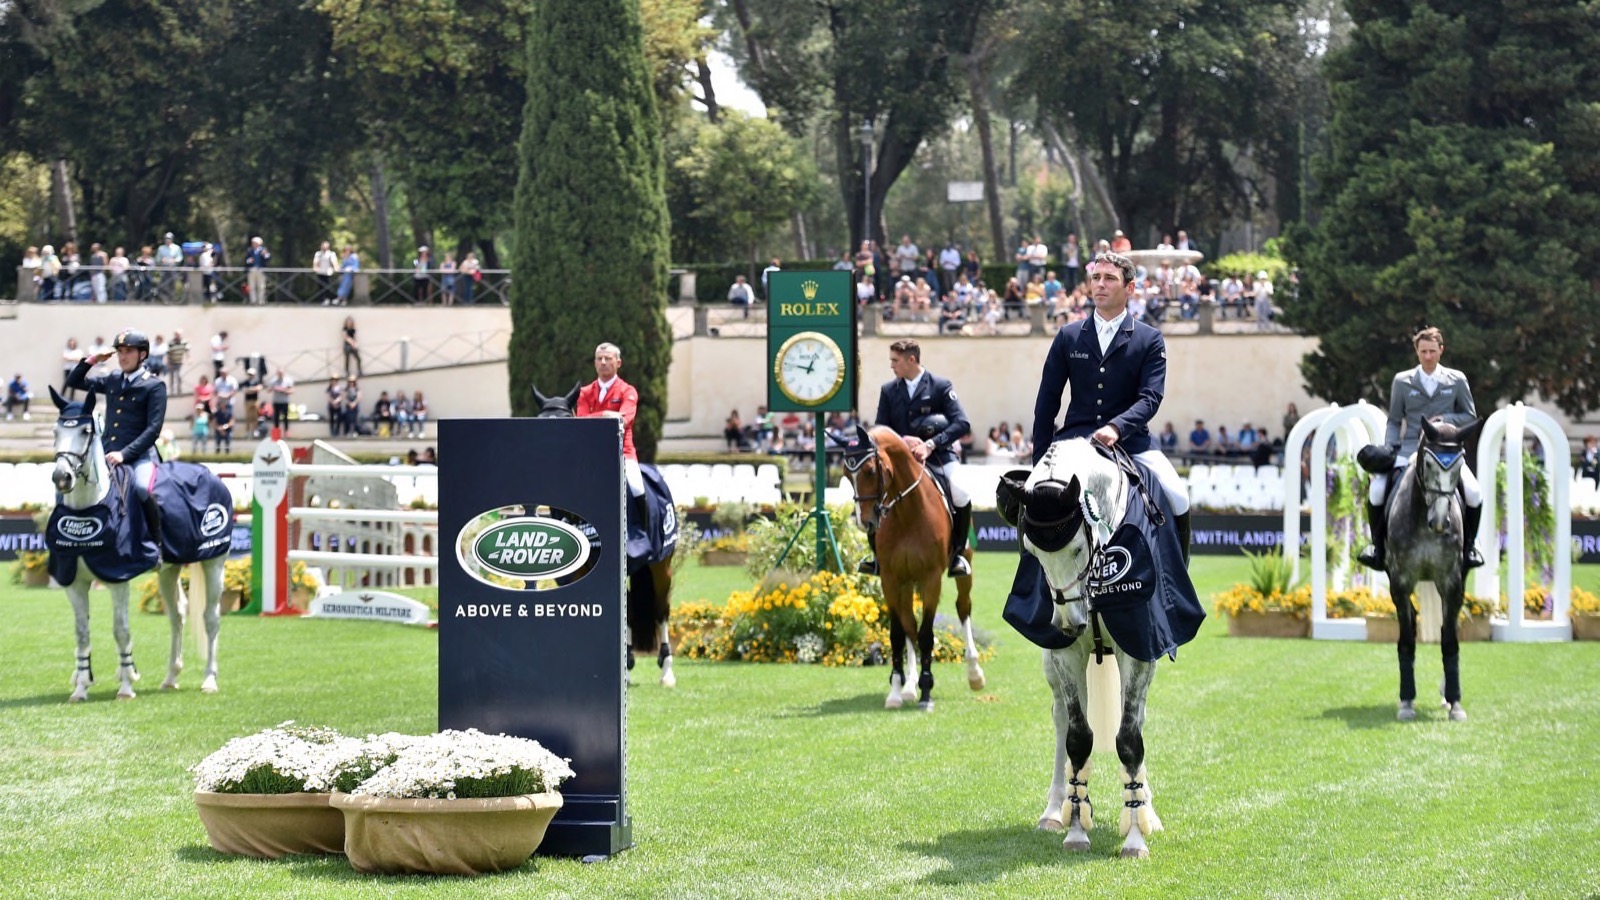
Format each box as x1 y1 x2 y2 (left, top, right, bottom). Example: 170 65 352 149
142 494 164 559
1461 502 1485 569
1358 502 1387 570
1175 511 1192 568
947 503 972 577
857 529 878 576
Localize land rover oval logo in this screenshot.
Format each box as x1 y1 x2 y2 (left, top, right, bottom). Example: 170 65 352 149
470 517 590 581
1092 546 1133 585
58 515 103 541
200 503 230 537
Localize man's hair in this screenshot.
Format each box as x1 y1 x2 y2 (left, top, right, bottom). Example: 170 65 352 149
888 338 921 361
1090 252 1135 285
1412 326 1444 347
595 342 622 358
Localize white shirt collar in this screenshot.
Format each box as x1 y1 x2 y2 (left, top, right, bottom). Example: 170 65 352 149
597 376 617 395
1093 309 1128 334
903 372 924 396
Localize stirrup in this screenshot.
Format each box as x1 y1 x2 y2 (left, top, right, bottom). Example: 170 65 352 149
1357 545 1384 570
857 558 878 576
947 555 971 578
1463 547 1485 570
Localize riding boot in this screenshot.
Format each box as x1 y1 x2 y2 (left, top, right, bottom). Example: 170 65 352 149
1461 502 1486 569
857 529 878 576
1175 511 1192 567
947 503 973 578
1357 502 1386 570
141 494 164 557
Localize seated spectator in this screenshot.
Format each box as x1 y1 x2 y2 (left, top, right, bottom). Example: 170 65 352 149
753 405 775 450
420 447 438 465
939 294 966 334
1189 420 1212 452
855 273 876 307
911 277 933 321
4 373 30 421
890 276 914 321
1216 425 1236 455
1238 421 1259 453
1250 431 1275 467
725 409 744 450
1002 277 1025 320
1025 273 1046 306
373 390 395 436
395 391 414 437
1158 422 1178 452
728 275 753 318
779 411 802 439
1042 271 1063 305
1578 435 1599 488
986 426 1013 458
1010 426 1032 460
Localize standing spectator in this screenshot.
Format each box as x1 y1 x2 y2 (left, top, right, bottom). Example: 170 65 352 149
109 247 130 301
86 336 111 376
132 245 155 301
313 240 339 305
191 404 210 454
831 249 854 271
39 245 60 300
241 368 262 438
1282 402 1301 438
244 236 271 305
154 232 183 302
1060 233 1081 289
341 316 361 377
210 330 229 380
61 337 83 399
893 236 920 283
373 390 395 437
213 367 239 422
761 257 782 299
156 428 181 462
1176 230 1194 252
439 252 458 306
410 390 428 438
411 246 433 305
21 246 42 300
1012 236 1032 285
198 243 218 303
727 275 753 317
60 241 81 299
165 329 188 394
1027 235 1049 281
962 249 982 283
212 399 234 453
325 377 345 437
336 245 359 305
341 376 363 435
269 368 295 436
1189 419 1212 452
88 242 108 303
1158 421 1178 452
1579 436 1599 489
5 373 30 420
193 374 215 415
1110 229 1132 253
147 334 168 379
459 251 480 305
939 241 961 287
853 240 876 281
1253 270 1275 330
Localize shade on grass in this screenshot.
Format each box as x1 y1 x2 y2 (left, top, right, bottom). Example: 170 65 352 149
1 556 1597 897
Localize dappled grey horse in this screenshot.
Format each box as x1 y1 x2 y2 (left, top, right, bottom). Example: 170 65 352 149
1378 417 1481 722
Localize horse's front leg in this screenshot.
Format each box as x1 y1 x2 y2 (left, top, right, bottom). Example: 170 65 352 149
952 559 985 690
110 581 139 700
1115 652 1160 858
158 566 185 690
1439 578 1466 721
67 577 94 703
1041 647 1095 852
657 620 675 689
914 576 940 711
198 557 224 693
885 607 908 709
1393 579 1419 721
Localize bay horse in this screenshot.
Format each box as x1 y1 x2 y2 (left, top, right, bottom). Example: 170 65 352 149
997 437 1200 858
839 424 984 712
532 383 677 687
1379 417 1481 722
49 387 231 701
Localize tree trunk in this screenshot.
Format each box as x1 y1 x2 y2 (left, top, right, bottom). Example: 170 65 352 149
369 156 393 269
791 211 809 260
964 53 1006 263
1041 121 1091 246
53 159 78 248
694 56 720 124
479 239 500 270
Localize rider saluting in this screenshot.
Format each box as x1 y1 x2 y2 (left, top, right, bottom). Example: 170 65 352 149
1031 251 1191 558
859 338 973 578
1359 326 1484 570
66 328 167 545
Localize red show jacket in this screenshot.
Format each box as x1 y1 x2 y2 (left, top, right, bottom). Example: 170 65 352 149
576 377 638 460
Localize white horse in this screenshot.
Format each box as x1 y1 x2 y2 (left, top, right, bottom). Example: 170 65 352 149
50 388 226 701
998 438 1196 858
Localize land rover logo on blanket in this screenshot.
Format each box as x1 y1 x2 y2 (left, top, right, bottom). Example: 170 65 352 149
57 515 103 542
465 515 591 583
1091 545 1133 585
200 503 230 537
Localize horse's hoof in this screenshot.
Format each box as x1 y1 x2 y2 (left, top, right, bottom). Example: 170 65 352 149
1037 816 1064 833
67 693 86 704
885 693 903 709
968 673 986 691
1447 703 1467 722
200 676 218 694
1120 846 1150 859
660 673 676 689
918 700 935 713
117 689 136 700
1397 701 1416 722
901 686 918 702
160 678 179 691
1063 837 1091 853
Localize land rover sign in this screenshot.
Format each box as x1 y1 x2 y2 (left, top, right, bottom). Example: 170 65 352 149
461 514 593 585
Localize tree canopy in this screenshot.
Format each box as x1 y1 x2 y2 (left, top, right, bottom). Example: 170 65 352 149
1285 0 1600 417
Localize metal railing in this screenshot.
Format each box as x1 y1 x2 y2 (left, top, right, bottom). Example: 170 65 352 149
13 265 510 307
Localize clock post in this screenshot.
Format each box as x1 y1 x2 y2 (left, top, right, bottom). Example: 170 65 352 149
766 270 856 570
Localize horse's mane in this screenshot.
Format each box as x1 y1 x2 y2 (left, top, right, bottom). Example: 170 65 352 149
867 425 922 482
1031 438 1120 505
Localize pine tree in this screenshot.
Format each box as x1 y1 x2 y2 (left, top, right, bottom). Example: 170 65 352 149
509 0 671 458
1286 0 1600 416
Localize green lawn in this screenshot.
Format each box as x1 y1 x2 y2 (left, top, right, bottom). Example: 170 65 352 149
1 556 1597 898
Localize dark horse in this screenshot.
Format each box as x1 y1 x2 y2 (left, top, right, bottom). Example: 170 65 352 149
532 383 678 687
1379 417 1481 722
840 425 984 712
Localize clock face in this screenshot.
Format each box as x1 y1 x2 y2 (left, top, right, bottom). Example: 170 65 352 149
774 332 845 406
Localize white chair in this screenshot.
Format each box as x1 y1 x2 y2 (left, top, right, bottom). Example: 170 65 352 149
1256 464 1281 483
1187 464 1211 482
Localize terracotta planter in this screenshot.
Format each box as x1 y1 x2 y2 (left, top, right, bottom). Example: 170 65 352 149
193 791 344 858
290 587 315 610
1367 615 1491 642
1226 610 1308 638
1572 614 1600 641
331 791 563 876
699 549 748 567
1458 615 1492 642
1365 616 1399 642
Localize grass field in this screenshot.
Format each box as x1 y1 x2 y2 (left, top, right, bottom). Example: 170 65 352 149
1 555 1598 898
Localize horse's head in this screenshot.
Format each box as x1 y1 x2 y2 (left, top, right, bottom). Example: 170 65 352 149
997 439 1123 637
836 424 895 528
1416 417 1481 533
531 382 582 419
50 386 98 494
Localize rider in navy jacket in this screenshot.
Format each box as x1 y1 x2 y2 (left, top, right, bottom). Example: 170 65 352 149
66 328 168 543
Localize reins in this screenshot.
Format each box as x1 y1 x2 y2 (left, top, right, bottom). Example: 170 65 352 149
846 438 932 524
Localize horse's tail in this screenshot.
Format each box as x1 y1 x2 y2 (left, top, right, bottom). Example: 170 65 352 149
1087 654 1122 756
627 562 670 653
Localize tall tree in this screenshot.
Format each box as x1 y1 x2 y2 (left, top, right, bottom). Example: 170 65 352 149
667 111 817 265
509 0 672 458
1286 0 1600 416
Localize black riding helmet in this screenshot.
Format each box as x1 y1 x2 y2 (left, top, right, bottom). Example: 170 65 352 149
910 413 949 440
113 328 151 362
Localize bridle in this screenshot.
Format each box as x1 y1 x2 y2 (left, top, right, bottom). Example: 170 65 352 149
54 410 97 484
1418 445 1465 503
843 437 927 523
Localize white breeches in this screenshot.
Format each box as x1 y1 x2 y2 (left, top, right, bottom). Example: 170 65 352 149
625 458 644 497
1369 460 1482 506
926 460 970 506
1135 449 1189 515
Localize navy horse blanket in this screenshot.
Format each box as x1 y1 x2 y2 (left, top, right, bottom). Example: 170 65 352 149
47 465 158 586
153 461 235 564
627 464 678 575
1002 456 1205 661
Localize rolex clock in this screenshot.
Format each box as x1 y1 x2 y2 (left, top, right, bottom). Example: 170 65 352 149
773 331 846 406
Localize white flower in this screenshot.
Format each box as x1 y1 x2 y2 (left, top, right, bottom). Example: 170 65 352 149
348 729 575 800
793 632 825 663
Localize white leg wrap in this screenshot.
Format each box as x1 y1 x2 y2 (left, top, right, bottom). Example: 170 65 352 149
1069 759 1094 831
1119 764 1160 837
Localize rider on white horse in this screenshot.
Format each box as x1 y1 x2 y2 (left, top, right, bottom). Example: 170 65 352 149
66 328 167 548
1030 252 1190 558
1359 325 1484 571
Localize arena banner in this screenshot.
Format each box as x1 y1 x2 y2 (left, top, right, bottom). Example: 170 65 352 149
439 418 630 859
974 511 1313 556
0 515 47 561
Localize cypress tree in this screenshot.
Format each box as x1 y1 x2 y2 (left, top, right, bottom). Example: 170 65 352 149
509 0 671 458
1286 0 1600 416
